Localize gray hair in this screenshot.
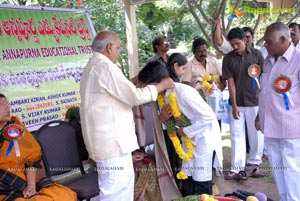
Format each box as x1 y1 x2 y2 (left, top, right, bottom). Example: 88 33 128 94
91 31 117 52
266 22 291 41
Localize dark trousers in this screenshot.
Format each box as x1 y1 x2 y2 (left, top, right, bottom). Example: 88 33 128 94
181 176 212 196
163 130 181 188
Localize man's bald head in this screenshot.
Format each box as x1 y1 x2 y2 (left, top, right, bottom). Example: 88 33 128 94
264 22 291 58
92 31 118 53
91 31 122 63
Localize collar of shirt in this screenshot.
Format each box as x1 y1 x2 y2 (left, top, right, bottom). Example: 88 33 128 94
94 52 113 64
153 53 167 63
191 56 212 66
266 43 295 65
295 40 300 49
232 45 253 56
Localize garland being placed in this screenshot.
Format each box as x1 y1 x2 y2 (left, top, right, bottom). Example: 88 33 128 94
157 92 194 179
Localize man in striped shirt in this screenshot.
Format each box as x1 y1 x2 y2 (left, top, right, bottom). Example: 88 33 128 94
256 22 300 201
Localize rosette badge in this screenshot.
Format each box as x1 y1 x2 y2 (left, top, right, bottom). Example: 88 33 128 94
2 124 25 157
273 75 294 110
248 64 261 90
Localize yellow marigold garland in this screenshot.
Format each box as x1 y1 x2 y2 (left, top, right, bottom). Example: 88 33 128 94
212 74 220 84
176 170 188 180
202 74 221 89
157 93 194 180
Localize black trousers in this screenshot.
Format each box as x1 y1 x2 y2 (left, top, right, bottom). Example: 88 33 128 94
181 176 212 197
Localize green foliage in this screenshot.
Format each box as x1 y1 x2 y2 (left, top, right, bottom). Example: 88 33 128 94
83 1 129 76
176 116 191 128
166 117 177 134
136 3 166 30
136 22 160 66
136 0 195 64
65 106 80 121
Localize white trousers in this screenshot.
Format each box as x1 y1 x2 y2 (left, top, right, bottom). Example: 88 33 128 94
265 138 300 201
95 153 134 201
229 106 264 173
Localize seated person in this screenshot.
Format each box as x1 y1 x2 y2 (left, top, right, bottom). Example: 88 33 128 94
138 61 223 196
0 93 77 201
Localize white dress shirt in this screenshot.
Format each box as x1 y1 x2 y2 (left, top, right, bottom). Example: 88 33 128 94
80 52 158 160
165 83 223 181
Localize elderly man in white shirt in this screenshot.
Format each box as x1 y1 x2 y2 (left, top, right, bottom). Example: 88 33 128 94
79 31 174 201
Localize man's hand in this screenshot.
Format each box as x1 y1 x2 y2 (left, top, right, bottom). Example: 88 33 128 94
160 104 172 123
177 127 185 136
155 78 174 93
203 87 213 97
232 106 240 119
130 75 139 85
255 115 260 131
218 82 226 91
214 17 224 46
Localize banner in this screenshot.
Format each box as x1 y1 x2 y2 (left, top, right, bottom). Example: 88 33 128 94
0 4 96 131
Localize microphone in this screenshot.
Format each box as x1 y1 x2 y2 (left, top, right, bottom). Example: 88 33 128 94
236 189 255 196
246 196 258 201
236 189 273 201
254 192 267 201
232 191 248 200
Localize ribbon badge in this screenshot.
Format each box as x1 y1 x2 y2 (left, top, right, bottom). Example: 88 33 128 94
2 124 25 157
273 75 294 111
248 64 261 90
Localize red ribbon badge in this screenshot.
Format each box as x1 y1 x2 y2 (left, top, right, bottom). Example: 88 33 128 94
2 124 24 141
273 75 291 94
248 64 261 78
273 75 292 111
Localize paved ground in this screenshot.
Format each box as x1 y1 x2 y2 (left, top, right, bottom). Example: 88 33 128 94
91 126 280 201
39 99 280 200
215 123 280 200
90 177 279 201
213 172 279 200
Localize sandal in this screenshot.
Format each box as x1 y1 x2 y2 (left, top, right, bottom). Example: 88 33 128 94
236 170 248 180
224 171 237 180
224 171 248 180
250 167 269 178
245 163 259 171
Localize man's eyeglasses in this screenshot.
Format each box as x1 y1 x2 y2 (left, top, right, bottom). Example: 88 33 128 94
162 41 170 46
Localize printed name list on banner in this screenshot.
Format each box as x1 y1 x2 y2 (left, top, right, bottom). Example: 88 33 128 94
0 4 96 131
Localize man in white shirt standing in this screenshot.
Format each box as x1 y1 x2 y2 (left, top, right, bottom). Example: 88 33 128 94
288 22 300 50
182 37 225 92
79 31 174 201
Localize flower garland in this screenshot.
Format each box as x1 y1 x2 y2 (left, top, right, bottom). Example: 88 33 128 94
157 93 194 180
202 74 220 89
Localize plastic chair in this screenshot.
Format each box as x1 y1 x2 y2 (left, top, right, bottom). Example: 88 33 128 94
35 120 99 201
69 119 89 161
